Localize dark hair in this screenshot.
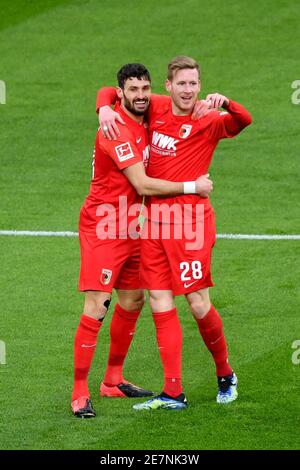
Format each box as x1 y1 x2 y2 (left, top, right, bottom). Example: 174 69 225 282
117 63 151 89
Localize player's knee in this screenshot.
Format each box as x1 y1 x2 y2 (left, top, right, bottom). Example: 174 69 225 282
121 295 145 312
84 293 111 320
149 292 174 313
188 298 211 319
117 289 145 312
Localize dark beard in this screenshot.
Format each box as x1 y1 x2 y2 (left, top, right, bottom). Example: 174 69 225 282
123 95 149 116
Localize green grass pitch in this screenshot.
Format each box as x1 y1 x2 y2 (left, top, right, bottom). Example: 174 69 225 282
0 0 300 450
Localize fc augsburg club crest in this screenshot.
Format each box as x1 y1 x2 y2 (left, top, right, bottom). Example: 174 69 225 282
179 124 192 138
100 268 112 285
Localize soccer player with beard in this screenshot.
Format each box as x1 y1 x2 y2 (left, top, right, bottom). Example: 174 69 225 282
72 63 212 418
96 56 252 410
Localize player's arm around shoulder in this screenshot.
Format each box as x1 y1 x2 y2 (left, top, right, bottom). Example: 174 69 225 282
98 104 125 141
96 86 118 113
99 125 187 197
123 163 213 198
96 87 124 140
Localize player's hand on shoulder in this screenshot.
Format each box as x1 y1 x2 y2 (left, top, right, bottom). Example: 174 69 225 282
191 99 212 120
205 93 229 110
99 105 125 140
195 173 213 198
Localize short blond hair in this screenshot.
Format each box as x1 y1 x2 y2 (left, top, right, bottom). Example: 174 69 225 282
167 56 200 81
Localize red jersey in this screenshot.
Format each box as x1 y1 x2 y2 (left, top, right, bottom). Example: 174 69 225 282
146 95 252 222
96 89 252 224
80 103 149 235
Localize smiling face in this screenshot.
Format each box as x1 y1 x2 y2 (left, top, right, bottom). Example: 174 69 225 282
166 67 200 115
117 77 151 118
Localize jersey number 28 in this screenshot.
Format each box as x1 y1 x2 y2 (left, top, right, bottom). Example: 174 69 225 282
180 261 203 281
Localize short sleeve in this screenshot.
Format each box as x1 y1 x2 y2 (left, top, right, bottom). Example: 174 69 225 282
99 126 143 170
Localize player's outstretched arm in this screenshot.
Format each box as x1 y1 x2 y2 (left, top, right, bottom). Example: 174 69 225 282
123 162 213 197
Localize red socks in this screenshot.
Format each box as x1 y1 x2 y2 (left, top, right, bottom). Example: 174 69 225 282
72 305 230 402
103 304 140 386
72 314 102 401
195 305 232 377
153 308 183 397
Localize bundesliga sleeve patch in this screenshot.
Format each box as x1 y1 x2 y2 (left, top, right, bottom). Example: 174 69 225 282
115 142 134 162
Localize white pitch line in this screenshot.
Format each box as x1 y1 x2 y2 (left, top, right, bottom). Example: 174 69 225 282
0 230 300 240
217 234 300 240
0 230 78 237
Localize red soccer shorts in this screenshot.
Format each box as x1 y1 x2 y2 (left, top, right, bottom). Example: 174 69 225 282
140 211 216 295
78 230 141 292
